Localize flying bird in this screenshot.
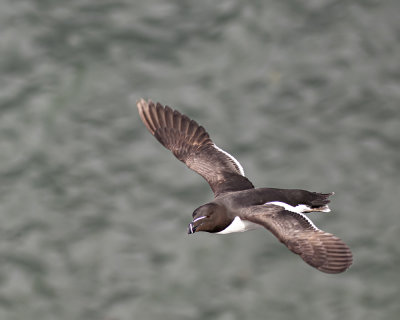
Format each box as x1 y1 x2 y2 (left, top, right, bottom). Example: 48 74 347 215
137 99 353 274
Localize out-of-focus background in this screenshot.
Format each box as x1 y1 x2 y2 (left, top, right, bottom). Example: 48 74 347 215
1 0 399 319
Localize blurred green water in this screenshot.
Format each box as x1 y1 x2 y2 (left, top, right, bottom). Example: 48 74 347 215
1 0 399 319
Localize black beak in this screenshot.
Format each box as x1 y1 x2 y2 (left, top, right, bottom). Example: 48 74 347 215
188 216 206 234
187 223 196 234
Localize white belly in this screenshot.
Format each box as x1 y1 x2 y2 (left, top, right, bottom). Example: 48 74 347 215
216 216 261 234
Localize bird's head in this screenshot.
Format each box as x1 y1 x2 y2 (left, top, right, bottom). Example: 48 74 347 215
187 203 227 234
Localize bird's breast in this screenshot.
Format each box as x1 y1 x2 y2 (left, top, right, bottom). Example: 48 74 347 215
216 216 261 234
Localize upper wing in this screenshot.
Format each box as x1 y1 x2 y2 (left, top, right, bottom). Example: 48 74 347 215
242 204 353 273
137 99 254 196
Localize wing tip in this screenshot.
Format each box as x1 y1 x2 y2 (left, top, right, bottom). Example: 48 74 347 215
137 99 214 146
317 261 353 274
136 98 152 112
314 235 353 274
137 98 157 135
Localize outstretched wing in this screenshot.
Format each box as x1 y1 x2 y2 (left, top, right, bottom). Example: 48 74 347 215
137 99 254 196
242 204 353 273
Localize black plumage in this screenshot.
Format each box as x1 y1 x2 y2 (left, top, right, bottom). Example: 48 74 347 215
137 99 353 274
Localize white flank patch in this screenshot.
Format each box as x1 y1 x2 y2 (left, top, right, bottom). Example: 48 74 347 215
213 144 245 176
265 201 319 230
266 202 310 214
216 216 260 234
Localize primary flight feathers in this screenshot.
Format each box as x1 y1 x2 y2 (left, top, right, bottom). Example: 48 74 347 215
137 99 254 195
137 99 353 274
